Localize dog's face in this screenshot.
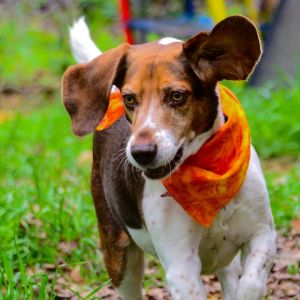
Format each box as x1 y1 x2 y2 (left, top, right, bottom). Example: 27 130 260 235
121 42 220 179
62 16 261 179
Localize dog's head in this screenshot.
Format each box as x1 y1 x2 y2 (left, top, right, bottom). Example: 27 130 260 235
62 16 261 179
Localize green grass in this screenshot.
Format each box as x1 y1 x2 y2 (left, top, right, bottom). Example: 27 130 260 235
230 82 300 158
0 102 108 298
265 163 300 229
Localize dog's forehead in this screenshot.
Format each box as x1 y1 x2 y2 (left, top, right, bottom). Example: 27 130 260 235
125 41 186 82
129 41 183 60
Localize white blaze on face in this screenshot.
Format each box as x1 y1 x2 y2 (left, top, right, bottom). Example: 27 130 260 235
126 112 180 170
142 114 156 129
153 128 178 165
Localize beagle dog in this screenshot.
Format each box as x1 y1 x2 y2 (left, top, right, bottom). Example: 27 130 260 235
62 16 276 300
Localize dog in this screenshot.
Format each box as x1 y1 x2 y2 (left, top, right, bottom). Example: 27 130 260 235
62 16 276 300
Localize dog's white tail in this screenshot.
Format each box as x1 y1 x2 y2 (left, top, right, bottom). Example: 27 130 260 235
70 17 101 63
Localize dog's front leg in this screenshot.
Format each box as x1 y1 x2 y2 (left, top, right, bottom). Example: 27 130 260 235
143 180 207 300
235 229 276 300
217 252 243 300
165 254 206 300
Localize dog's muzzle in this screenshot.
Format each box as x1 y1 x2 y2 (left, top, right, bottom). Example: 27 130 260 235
143 146 184 179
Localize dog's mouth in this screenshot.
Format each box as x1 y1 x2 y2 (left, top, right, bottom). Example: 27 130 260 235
144 146 184 180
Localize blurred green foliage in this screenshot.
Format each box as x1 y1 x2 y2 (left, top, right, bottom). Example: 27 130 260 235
232 82 300 158
0 0 121 91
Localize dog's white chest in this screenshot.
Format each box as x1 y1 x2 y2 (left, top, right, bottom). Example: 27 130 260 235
128 179 195 257
127 179 239 270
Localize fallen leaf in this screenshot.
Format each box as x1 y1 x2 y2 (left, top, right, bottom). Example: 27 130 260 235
69 266 84 284
291 219 300 235
58 240 78 256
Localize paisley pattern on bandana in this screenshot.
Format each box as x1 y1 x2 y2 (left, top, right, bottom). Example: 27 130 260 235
96 85 250 227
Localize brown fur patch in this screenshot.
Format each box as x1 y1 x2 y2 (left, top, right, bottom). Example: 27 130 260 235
91 157 129 286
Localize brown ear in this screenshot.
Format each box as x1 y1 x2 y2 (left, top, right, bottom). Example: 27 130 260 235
183 16 262 82
62 43 129 136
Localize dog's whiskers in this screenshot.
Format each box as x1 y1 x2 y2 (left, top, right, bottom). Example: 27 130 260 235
131 163 140 182
115 150 127 173
124 158 131 175
167 161 173 183
112 148 127 163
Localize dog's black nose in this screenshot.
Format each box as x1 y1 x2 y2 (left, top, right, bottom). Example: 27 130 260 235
131 143 157 165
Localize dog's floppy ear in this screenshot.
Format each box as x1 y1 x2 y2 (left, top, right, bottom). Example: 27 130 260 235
62 43 129 136
183 16 261 82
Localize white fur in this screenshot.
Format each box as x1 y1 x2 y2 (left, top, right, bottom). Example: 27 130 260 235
142 114 157 129
69 19 276 300
70 17 101 63
135 178 207 299
159 37 182 45
69 18 118 94
127 226 156 255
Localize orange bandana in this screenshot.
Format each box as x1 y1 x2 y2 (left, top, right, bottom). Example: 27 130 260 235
96 92 125 131
96 85 250 227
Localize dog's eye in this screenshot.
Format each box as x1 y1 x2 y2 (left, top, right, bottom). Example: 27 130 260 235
170 91 186 104
123 94 136 107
